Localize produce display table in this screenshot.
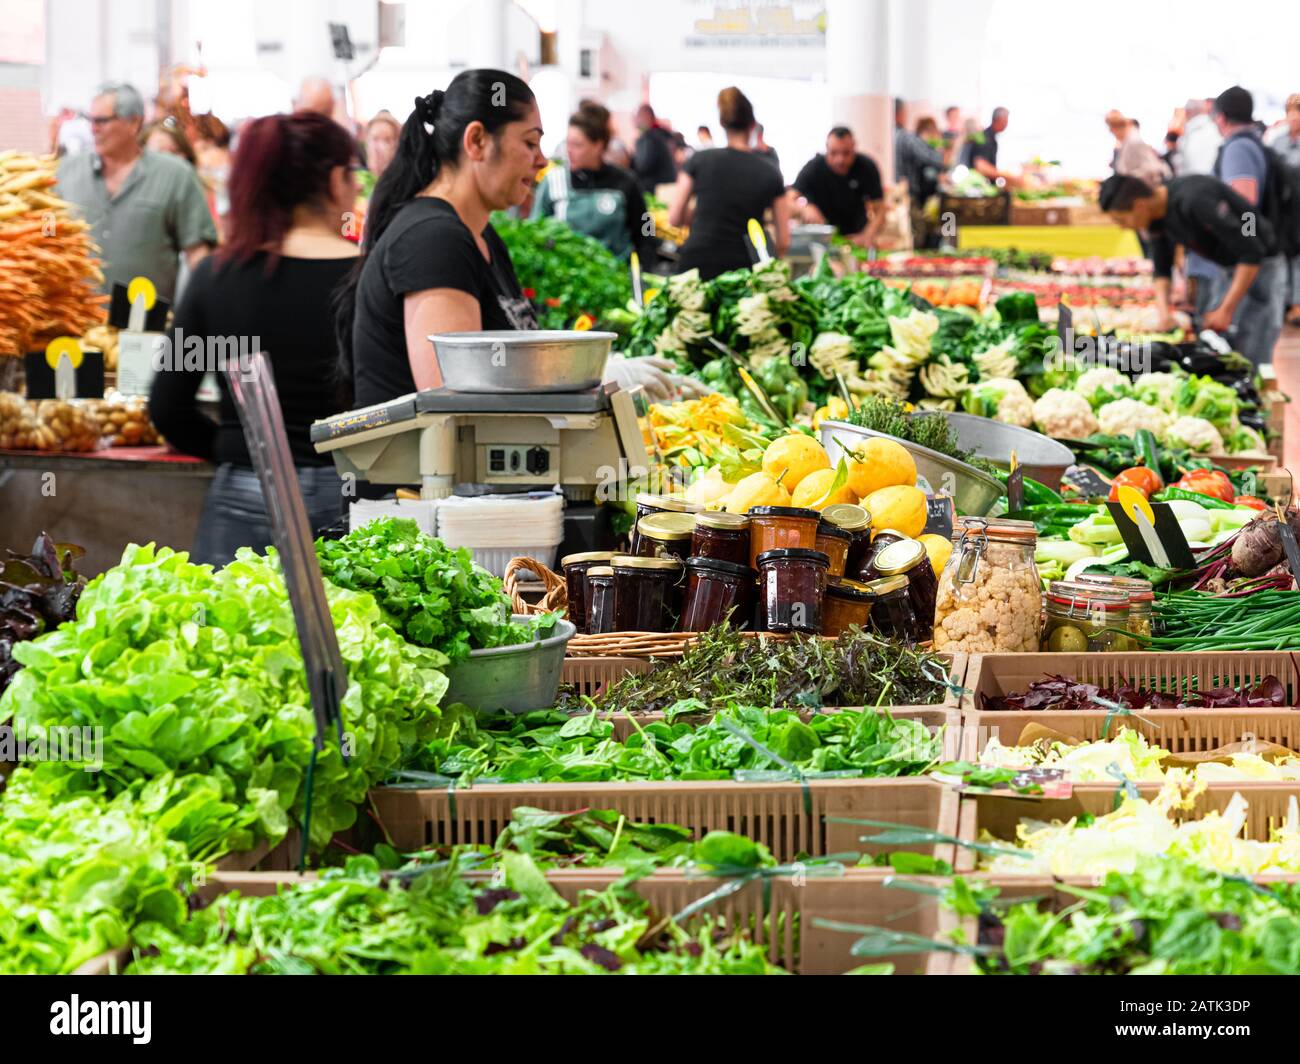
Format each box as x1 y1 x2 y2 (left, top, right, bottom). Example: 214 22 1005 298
958 224 1143 259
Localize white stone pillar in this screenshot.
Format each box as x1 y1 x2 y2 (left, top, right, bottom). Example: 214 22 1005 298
826 0 892 184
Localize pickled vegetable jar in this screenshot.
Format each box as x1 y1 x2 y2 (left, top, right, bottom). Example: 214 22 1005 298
755 548 829 633
1042 581 1135 653
814 524 852 579
690 511 751 567
680 557 754 632
933 517 1041 653
631 492 701 555
822 578 877 638
585 566 615 635
560 550 617 632
748 506 821 569
611 555 684 632
1077 573 1154 640
636 511 696 562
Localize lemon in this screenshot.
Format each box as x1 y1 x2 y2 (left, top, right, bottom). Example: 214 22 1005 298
864 485 927 539
723 471 793 513
845 438 917 498
762 434 830 492
812 397 850 430
790 467 856 511
918 533 953 577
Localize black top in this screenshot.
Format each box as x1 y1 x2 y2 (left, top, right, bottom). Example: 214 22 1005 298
793 153 884 236
961 127 999 170
631 125 678 194
351 197 537 409
149 253 353 467
676 148 785 280
1148 174 1276 280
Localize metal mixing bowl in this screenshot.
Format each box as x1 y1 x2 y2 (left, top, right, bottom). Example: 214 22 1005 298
940 412 1076 492
441 616 577 714
429 330 616 393
821 420 1004 517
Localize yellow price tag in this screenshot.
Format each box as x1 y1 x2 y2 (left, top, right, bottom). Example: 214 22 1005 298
127 276 157 310
746 218 770 259
45 336 83 370
573 315 595 331
1116 484 1156 527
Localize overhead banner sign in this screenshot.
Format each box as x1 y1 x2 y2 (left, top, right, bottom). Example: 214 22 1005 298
684 0 826 48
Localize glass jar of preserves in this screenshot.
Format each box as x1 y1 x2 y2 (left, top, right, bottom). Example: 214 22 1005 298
865 575 923 645
822 503 873 578
853 528 908 583
872 537 939 641
756 548 829 633
611 555 685 632
631 492 701 555
748 506 821 569
585 566 615 635
933 517 1042 653
690 511 751 567
1043 581 1136 652
636 511 696 562
680 557 754 632
822 578 878 638
1076 573 1155 640
560 550 617 632
814 524 852 579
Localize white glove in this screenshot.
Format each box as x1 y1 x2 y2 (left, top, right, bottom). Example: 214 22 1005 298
603 355 677 403
672 373 715 399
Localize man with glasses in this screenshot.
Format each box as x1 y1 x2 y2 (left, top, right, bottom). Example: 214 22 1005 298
57 82 216 302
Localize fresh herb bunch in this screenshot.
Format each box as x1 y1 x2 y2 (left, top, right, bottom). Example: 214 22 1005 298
1 544 447 853
409 703 942 784
316 518 556 663
969 856 1300 975
584 625 950 717
0 533 85 695
1149 590 1300 652
846 396 975 461
125 853 784 975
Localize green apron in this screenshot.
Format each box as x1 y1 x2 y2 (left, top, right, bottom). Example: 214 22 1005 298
541 166 631 259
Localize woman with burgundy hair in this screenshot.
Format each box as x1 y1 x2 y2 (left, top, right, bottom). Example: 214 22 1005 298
149 111 359 566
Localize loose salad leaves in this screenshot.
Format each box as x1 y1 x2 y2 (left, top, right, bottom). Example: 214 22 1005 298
982 674 1287 712
0 533 85 695
316 518 556 663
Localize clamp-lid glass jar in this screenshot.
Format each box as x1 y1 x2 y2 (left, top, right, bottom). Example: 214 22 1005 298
1077 573 1155 640
854 527 908 583
636 511 696 562
690 511 751 567
814 523 853 579
933 517 1041 653
822 503 873 576
822 578 878 638
865 575 923 645
748 506 821 569
611 555 684 632
1043 580 1136 652
680 557 754 632
872 537 938 641
631 492 701 555
756 548 829 633
585 566 615 635
560 550 617 632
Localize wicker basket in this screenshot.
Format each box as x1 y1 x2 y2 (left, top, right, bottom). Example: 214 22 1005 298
565 629 816 659
503 556 567 617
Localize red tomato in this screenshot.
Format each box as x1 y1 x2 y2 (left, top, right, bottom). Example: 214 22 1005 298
1176 470 1235 503
1234 495 1269 511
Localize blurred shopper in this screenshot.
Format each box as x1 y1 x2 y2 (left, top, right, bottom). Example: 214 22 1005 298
897 116 946 249
1100 173 1277 365
754 124 780 170
1209 86 1287 363
364 111 401 180
1173 98 1225 316
57 82 215 302
1265 94 1300 325
696 125 714 150
668 87 789 279
960 107 1011 181
1106 110 1171 187
296 77 337 118
793 126 884 248
533 100 656 263
140 117 197 167
630 103 678 194
1162 130 1180 175
149 112 360 566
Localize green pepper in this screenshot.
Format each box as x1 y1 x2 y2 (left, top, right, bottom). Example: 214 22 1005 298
1150 487 1238 511
1132 430 1164 488
990 468 1062 506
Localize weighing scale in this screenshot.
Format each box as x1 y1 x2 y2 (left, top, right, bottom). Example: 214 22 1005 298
309 384 650 502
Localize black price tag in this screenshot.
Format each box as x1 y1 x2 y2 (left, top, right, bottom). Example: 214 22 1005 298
1057 302 1073 350
24 348 104 399
1062 464 1112 500
924 494 955 538
108 282 170 330
1006 465 1025 512
1106 499 1196 570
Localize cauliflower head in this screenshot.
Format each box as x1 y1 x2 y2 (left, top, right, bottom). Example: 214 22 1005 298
1033 388 1099 440
1133 371 1184 409
1075 366 1132 408
1164 416 1224 454
961 377 1034 428
1097 398 1171 439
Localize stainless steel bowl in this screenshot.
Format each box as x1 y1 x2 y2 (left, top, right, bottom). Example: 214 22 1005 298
821 420 1004 517
429 330 616 393
940 412 1076 492
441 615 577 715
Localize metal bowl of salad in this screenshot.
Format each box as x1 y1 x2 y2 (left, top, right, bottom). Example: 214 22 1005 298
821 420 1004 517
441 615 576 715
429 330 616 393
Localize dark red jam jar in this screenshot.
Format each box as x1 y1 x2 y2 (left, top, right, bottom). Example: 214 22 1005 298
585 566 615 634
854 528 908 584
635 511 696 562
872 537 938 641
611 555 685 632
865 574 923 645
821 503 873 577
690 511 751 567
631 493 701 555
560 550 617 632
680 557 754 632
755 548 829 634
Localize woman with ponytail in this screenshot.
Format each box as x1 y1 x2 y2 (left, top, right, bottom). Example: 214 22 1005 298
340 69 546 408
149 111 360 565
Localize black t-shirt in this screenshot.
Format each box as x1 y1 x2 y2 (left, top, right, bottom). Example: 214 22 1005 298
150 253 354 467
1148 174 1276 279
793 153 884 236
351 197 537 409
676 148 785 280
961 127 999 170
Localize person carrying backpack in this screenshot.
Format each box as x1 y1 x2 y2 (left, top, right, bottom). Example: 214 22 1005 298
1208 86 1290 366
